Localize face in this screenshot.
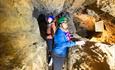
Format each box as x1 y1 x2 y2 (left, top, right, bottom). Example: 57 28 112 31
48 18 53 23
61 22 68 30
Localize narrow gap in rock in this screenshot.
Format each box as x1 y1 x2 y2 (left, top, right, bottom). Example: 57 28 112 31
37 14 48 40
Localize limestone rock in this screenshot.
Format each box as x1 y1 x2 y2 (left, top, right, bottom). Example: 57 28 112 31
32 0 86 15
68 41 115 70
73 4 115 44
0 0 115 70
0 0 47 70
32 0 66 15
97 0 115 17
74 13 95 31
101 22 115 44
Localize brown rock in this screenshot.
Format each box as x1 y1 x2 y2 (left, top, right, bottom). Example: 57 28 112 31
68 41 115 70
0 0 47 70
74 13 95 31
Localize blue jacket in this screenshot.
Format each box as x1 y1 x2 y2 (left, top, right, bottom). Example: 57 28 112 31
52 28 77 57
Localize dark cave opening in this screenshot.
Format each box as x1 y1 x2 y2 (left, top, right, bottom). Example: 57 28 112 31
37 14 48 40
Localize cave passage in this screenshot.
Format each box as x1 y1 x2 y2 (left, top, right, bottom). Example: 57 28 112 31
37 14 48 40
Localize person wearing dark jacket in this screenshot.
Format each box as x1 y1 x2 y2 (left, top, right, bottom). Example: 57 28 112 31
52 16 85 70
46 16 56 64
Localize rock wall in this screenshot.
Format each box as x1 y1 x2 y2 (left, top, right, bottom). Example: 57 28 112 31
68 41 115 70
32 0 86 16
32 0 65 15
0 0 47 70
0 0 115 70
97 0 115 17
73 0 115 44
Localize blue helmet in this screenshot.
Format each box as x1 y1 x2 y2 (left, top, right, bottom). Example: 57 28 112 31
48 16 55 20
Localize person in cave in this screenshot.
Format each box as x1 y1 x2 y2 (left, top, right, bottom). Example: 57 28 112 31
46 15 57 64
52 16 85 70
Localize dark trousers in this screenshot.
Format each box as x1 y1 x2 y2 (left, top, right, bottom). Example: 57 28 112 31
47 39 53 52
52 53 65 70
47 39 53 63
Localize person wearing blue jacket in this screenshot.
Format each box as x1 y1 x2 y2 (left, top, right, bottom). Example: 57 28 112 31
52 16 85 70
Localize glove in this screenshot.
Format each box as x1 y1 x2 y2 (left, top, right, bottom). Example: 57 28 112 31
75 41 85 46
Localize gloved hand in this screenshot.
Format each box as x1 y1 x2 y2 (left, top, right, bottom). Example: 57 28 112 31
75 41 85 46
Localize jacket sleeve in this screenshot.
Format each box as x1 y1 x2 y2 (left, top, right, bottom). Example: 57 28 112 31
62 41 77 47
54 30 77 48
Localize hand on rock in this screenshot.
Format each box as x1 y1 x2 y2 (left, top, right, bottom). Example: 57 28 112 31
76 41 85 46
